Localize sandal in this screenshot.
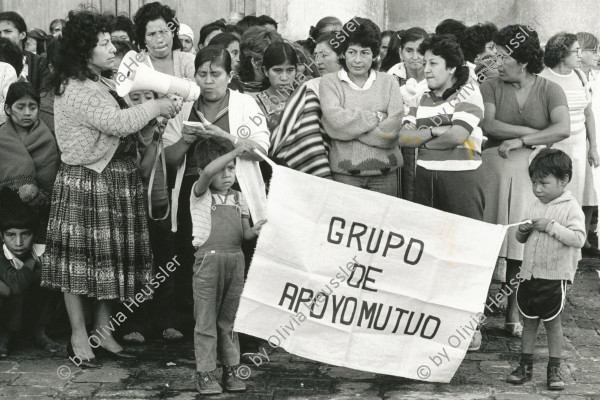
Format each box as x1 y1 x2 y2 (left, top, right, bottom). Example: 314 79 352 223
162 328 183 341
505 322 523 338
122 332 145 344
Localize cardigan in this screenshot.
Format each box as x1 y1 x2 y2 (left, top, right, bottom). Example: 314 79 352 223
320 71 404 176
54 77 160 173
163 89 270 231
516 191 585 282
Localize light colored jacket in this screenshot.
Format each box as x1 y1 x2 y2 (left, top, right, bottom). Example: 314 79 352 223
163 89 270 232
517 190 585 282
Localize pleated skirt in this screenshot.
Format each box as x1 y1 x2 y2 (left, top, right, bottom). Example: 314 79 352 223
41 159 153 301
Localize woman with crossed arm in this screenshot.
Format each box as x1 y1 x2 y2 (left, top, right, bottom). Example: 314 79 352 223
480 25 569 338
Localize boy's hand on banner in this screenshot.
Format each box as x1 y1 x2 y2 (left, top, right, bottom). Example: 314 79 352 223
518 221 533 233
252 219 267 236
531 218 551 232
235 141 255 155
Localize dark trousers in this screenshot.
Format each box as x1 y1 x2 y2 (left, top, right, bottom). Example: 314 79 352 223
414 166 485 220
0 277 60 333
117 205 177 336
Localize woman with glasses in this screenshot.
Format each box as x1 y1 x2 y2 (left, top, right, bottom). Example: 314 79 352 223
460 23 499 83
539 33 599 207
577 32 600 256
480 25 570 339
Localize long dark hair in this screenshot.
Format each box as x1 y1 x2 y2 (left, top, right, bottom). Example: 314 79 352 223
51 10 110 96
380 32 401 72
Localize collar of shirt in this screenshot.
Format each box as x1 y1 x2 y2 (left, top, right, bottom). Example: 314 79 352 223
3 243 45 270
20 55 28 79
338 69 377 91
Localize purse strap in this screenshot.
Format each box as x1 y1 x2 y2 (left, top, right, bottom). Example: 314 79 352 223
148 136 170 221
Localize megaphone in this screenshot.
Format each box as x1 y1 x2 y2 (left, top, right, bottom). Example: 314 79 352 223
115 50 200 102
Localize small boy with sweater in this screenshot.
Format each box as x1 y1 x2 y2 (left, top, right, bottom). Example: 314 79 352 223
508 149 585 391
190 135 266 395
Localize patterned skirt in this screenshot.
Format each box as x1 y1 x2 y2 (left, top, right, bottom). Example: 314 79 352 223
42 159 153 301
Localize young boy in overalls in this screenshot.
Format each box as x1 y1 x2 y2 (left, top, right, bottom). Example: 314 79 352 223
190 135 266 395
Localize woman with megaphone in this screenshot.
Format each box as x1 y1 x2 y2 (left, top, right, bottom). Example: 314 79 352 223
41 10 181 367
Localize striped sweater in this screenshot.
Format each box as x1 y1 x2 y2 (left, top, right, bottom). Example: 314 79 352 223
538 68 589 137
403 82 484 171
270 81 331 178
516 191 585 282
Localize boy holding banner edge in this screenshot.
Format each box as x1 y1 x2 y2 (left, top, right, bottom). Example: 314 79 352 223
508 149 585 390
190 134 266 395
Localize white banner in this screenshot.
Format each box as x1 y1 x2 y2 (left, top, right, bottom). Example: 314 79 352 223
235 166 507 382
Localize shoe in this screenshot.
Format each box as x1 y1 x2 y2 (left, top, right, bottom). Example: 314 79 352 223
0 343 8 358
468 330 482 352
222 365 247 392
507 362 533 384
547 364 565 390
162 328 183 341
66 342 100 368
196 371 222 395
504 322 523 338
122 332 145 344
95 346 137 360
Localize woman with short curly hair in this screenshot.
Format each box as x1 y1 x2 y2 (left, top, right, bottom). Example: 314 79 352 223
42 10 179 366
480 24 570 342
320 17 404 195
539 32 599 205
133 1 195 79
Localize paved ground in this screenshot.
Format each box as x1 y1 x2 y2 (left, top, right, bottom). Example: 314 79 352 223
0 260 599 400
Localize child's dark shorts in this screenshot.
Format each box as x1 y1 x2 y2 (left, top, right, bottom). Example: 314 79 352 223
517 278 567 321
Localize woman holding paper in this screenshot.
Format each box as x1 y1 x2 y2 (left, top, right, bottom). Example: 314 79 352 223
164 45 269 306
479 25 569 337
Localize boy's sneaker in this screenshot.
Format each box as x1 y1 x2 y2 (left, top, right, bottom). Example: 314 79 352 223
468 330 482 352
507 362 533 384
196 371 222 395
223 365 247 392
547 365 565 391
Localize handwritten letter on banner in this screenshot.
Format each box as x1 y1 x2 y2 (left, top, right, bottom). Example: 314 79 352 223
235 166 508 383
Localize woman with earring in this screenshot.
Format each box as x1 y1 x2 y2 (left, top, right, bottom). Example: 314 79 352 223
480 25 570 339
539 33 599 207
42 10 180 367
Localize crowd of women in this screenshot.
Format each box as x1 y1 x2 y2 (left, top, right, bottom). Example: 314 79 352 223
0 0 598 390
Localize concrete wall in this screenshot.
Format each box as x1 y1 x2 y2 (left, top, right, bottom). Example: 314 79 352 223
2 0 598 48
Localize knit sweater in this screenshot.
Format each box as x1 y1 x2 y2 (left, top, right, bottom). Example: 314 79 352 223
320 71 404 176
54 77 160 173
516 191 585 282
